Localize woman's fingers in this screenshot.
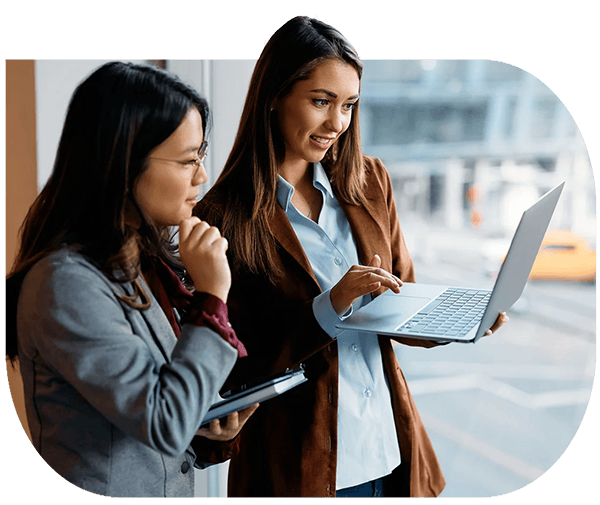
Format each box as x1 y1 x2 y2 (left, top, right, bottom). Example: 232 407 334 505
330 263 403 316
355 267 402 292
484 312 510 335
178 216 202 243
236 403 260 425
206 419 222 436
220 404 259 433
180 218 228 252
178 218 232 302
196 403 259 441
369 254 382 268
367 255 403 287
184 220 215 246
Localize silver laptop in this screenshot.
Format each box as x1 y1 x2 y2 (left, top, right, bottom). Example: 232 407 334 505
336 182 565 344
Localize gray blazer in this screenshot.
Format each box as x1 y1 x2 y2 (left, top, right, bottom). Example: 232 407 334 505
16 248 238 497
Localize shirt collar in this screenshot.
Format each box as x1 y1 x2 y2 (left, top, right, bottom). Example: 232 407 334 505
313 162 335 199
276 173 295 212
276 162 334 212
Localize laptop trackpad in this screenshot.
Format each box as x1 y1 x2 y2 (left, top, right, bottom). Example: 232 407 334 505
338 292 433 333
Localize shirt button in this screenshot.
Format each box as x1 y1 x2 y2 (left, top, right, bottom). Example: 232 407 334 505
351 344 359 352
334 257 342 266
181 461 191 474
364 388 372 398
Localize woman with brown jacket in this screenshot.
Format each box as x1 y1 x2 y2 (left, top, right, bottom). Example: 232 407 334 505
195 16 507 497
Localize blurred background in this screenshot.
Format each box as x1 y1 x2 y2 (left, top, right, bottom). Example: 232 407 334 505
360 60 595 497
5 59 595 498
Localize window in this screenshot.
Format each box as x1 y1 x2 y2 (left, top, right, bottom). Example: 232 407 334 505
531 98 557 139
485 61 524 83
363 60 423 84
503 97 517 139
367 102 487 145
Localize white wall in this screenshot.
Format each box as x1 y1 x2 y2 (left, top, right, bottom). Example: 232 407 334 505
35 60 145 190
167 60 255 190
207 60 256 184
35 60 255 193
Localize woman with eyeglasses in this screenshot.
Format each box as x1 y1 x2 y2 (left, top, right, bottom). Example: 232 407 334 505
194 17 508 497
5 61 257 497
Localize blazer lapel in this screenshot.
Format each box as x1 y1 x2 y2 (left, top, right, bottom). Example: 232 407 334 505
268 195 391 290
269 205 320 288
341 198 390 269
118 278 177 362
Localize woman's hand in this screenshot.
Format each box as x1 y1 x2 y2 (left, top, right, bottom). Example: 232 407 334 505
179 217 231 303
329 254 403 316
484 312 510 336
196 404 259 442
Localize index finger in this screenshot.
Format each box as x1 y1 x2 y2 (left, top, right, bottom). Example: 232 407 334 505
178 217 201 242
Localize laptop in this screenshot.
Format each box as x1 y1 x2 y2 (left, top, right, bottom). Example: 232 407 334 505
336 182 565 344
201 366 307 424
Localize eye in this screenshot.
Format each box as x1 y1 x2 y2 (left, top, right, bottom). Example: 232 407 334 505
313 98 330 107
344 101 358 111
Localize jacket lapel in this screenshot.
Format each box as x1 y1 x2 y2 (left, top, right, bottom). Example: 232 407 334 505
118 278 177 362
269 205 320 288
268 193 391 290
340 197 391 269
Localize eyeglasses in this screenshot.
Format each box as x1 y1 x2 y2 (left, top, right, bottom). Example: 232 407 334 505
149 140 209 170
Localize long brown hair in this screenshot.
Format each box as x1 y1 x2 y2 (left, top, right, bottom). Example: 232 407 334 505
198 16 365 281
6 61 210 364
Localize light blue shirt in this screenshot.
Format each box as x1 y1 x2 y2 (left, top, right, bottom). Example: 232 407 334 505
276 162 401 490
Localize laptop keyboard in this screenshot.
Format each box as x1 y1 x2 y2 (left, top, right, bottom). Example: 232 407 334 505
398 287 491 337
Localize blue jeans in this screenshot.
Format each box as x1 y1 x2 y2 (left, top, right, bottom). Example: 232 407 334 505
336 477 385 498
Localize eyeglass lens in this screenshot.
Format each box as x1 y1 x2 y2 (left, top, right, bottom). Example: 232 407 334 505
199 141 209 161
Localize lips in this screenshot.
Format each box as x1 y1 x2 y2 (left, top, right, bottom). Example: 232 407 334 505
310 135 336 148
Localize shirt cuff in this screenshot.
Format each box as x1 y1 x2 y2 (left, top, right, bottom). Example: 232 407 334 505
181 292 248 358
312 289 353 338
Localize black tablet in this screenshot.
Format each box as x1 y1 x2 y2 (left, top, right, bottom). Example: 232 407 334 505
201 366 307 425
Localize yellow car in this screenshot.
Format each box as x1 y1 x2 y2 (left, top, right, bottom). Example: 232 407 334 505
529 230 596 282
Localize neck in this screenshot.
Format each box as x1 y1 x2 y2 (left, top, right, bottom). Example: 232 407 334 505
279 159 312 189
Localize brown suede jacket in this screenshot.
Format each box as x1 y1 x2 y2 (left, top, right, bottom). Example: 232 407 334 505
193 155 446 497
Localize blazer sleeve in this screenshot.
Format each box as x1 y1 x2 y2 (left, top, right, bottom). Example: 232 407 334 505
17 251 238 457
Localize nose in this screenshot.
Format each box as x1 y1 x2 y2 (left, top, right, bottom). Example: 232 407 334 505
324 108 347 134
192 161 208 186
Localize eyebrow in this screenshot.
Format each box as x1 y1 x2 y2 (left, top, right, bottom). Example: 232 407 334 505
181 144 203 154
310 88 360 100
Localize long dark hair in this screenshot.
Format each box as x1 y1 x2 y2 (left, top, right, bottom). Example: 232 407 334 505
6 61 209 364
198 16 365 280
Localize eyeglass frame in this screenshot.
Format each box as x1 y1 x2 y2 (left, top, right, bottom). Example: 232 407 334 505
148 140 209 170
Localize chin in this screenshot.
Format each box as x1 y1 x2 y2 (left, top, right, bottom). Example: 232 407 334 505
307 151 328 163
